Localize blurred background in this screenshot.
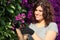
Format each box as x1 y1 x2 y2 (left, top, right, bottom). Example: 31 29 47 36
0 0 60 40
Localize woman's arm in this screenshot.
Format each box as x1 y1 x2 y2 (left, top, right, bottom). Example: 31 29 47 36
44 31 57 40
32 31 57 40
16 28 24 40
44 23 58 40
32 33 42 40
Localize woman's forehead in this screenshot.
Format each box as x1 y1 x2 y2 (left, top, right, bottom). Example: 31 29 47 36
36 6 43 10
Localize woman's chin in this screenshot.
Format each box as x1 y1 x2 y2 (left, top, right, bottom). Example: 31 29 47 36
36 18 43 21
36 19 40 21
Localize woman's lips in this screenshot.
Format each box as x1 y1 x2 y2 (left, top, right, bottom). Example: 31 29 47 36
35 15 41 17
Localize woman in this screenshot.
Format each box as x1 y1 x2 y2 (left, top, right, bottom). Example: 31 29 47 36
16 0 58 40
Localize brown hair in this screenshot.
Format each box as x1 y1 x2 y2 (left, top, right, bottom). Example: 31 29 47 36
31 0 55 27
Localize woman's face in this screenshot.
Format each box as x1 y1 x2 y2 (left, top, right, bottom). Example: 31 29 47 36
34 6 44 21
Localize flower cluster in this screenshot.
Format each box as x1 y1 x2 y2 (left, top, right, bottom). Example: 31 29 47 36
0 0 36 39
11 13 27 30
11 0 35 34
11 13 34 35
15 13 26 23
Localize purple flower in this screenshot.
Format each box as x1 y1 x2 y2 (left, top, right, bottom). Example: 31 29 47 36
24 0 28 3
54 6 60 12
15 14 22 20
15 13 26 23
27 4 31 8
27 11 32 19
11 26 16 31
56 0 60 5
21 13 26 18
7 0 11 5
25 4 33 9
22 0 28 4
21 19 25 23
15 16 20 20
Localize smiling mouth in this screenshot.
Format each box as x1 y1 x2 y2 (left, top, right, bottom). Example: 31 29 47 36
35 17 40 18
36 15 41 17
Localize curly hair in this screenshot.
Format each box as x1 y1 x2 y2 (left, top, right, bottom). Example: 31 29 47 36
31 0 55 27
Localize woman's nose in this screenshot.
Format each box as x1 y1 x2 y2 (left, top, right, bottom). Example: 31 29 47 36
35 11 39 14
35 13 39 16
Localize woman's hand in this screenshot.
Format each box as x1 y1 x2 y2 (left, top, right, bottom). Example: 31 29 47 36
32 33 42 40
23 34 29 40
16 28 24 40
16 28 29 40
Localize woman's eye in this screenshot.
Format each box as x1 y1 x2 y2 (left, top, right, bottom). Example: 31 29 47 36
39 10 43 12
35 9 43 12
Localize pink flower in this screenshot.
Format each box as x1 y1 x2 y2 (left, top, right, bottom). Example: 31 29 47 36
17 13 21 17
15 14 22 20
21 13 26 18
11 26 16 30
21 19 25 23
27 11 32 19
15 16 19 20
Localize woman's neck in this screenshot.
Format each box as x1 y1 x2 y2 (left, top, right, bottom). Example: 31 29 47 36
36 20 46 28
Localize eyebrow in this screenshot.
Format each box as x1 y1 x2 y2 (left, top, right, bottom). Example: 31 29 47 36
35 9 43 11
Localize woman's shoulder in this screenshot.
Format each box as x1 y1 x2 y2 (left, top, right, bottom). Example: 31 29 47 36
50 22 57 25
29 23 35 28
29 23 33 26
48 22 58 28
49 22 58 27
48 22 58 33
29 23 35 26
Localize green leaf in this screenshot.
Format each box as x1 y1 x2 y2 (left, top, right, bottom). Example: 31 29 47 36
0 6 5 16
0 20 5 26
22 9 27 12
7 7 14 13
17 4 21 11
10 4 15 10
4 32 8 37
6 22 12 28
0 36 5 40
14 10 20 15
15 0 22 3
